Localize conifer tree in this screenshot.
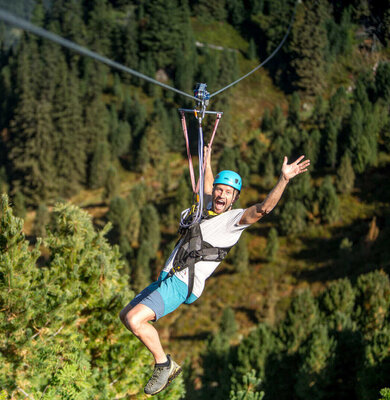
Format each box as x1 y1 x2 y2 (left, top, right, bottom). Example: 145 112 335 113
9 36 57 203
103 164 120 201
220 307 238 339
303 129 321 168
53 62 86 196
328 86 350 131
135 240 152 290
230 370 264 400
247 38 257 60
295 325 336 400
311 94 328 130
279 200 307 235
375 62 390 102
139 204 161 256
319 278 355 330
265 227 279 262
318 176 340 224
0 195 186 398
354 270 390 337
324 119 338 168
33 203 50 238
89 141 111 189
278 288 319 352
261 108 272 132
336 152 355 194
290 0 328 96
232 231 249 273
218 147 237 172
287 92 301 128
347 102 371 173
263 153 275 189
248 137 267 173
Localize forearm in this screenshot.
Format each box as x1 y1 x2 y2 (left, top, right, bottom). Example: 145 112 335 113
240 175 289 224
258 174 289 214
204 164 214 195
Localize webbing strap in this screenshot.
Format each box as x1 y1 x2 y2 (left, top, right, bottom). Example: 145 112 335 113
195 113 222 194
180 111 197 193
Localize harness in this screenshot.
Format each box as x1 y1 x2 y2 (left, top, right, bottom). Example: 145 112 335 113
167 210 232 300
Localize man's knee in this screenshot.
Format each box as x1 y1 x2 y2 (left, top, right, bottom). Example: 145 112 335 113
120 306 148 336
119 305 132 330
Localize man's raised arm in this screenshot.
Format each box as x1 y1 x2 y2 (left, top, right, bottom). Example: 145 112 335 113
204 145 214 195
239 155 310 225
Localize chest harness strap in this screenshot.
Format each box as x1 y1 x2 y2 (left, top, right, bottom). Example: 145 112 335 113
167 211 232 300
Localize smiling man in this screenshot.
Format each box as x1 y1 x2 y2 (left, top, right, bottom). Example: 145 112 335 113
119 147 310 396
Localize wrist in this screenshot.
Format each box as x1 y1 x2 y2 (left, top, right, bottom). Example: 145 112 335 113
280 174 289 183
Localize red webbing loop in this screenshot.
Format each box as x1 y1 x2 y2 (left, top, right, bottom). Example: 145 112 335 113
180 111 197 193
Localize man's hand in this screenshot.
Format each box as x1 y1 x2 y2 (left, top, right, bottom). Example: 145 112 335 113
281 155 310 182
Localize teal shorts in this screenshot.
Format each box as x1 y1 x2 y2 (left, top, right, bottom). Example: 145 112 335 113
130 271 198 321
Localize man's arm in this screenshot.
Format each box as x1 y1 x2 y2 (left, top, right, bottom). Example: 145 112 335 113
239 155 310 225
204 145 214 195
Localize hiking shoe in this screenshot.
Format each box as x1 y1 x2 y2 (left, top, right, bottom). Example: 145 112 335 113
144 354 182 396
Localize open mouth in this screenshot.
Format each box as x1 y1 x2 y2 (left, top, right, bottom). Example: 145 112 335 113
215 199 226 211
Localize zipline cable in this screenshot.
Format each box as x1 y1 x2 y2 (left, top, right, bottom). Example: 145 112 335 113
0 8 198 102
209 0 298 98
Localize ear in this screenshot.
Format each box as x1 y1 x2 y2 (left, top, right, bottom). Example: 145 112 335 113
233 190 240 203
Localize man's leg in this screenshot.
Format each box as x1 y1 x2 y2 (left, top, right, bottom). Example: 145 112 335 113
120 303 167 364
119 302 182 395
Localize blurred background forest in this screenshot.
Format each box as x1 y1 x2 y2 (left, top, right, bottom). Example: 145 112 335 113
0 0 390 399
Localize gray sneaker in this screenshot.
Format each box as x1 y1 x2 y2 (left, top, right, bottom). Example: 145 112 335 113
144 354 182 396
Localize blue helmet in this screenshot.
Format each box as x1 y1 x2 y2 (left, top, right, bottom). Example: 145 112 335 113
213 170 242 192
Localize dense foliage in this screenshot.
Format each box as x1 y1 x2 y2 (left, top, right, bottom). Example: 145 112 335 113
0 0 390 399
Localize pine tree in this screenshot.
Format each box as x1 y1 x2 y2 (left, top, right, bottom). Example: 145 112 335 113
263 153 275 189
218 147 237 172
89 141 111 189
0 195 186 398
295 325 336 400
139 204 161 256
9 36 57 204
279 199 307 235
375 62 390 102
195 0 228 22
265 227 279 262
354 270 390 337
336 152 355 194
287 92 300 128
53 62 86 197
248 137 267 173
324 119 338 168
230 370 264 400
33 203 50 238
303 129 321 168
278 288 319 352
135 240 152 291
318 176 340 224
232 232 249 273
247 38 257 60
290 0 328 96
103 164 120 201
347 102 371 173
311 94 328 129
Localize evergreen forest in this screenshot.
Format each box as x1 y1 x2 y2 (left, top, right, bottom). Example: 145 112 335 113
0 0 390 399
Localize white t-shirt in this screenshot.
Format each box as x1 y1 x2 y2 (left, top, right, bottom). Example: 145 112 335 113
163 209 250 298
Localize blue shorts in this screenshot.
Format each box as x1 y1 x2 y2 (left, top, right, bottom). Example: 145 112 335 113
130 271 198 321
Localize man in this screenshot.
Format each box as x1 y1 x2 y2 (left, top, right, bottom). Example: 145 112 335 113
119 149 310 395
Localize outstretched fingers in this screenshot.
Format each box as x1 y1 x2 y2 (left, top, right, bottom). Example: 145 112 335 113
294 155 306 165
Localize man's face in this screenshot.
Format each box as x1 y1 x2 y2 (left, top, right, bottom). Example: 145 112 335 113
212 184 236 214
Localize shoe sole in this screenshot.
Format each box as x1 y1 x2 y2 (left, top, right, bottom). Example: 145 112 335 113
145 365 182 396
